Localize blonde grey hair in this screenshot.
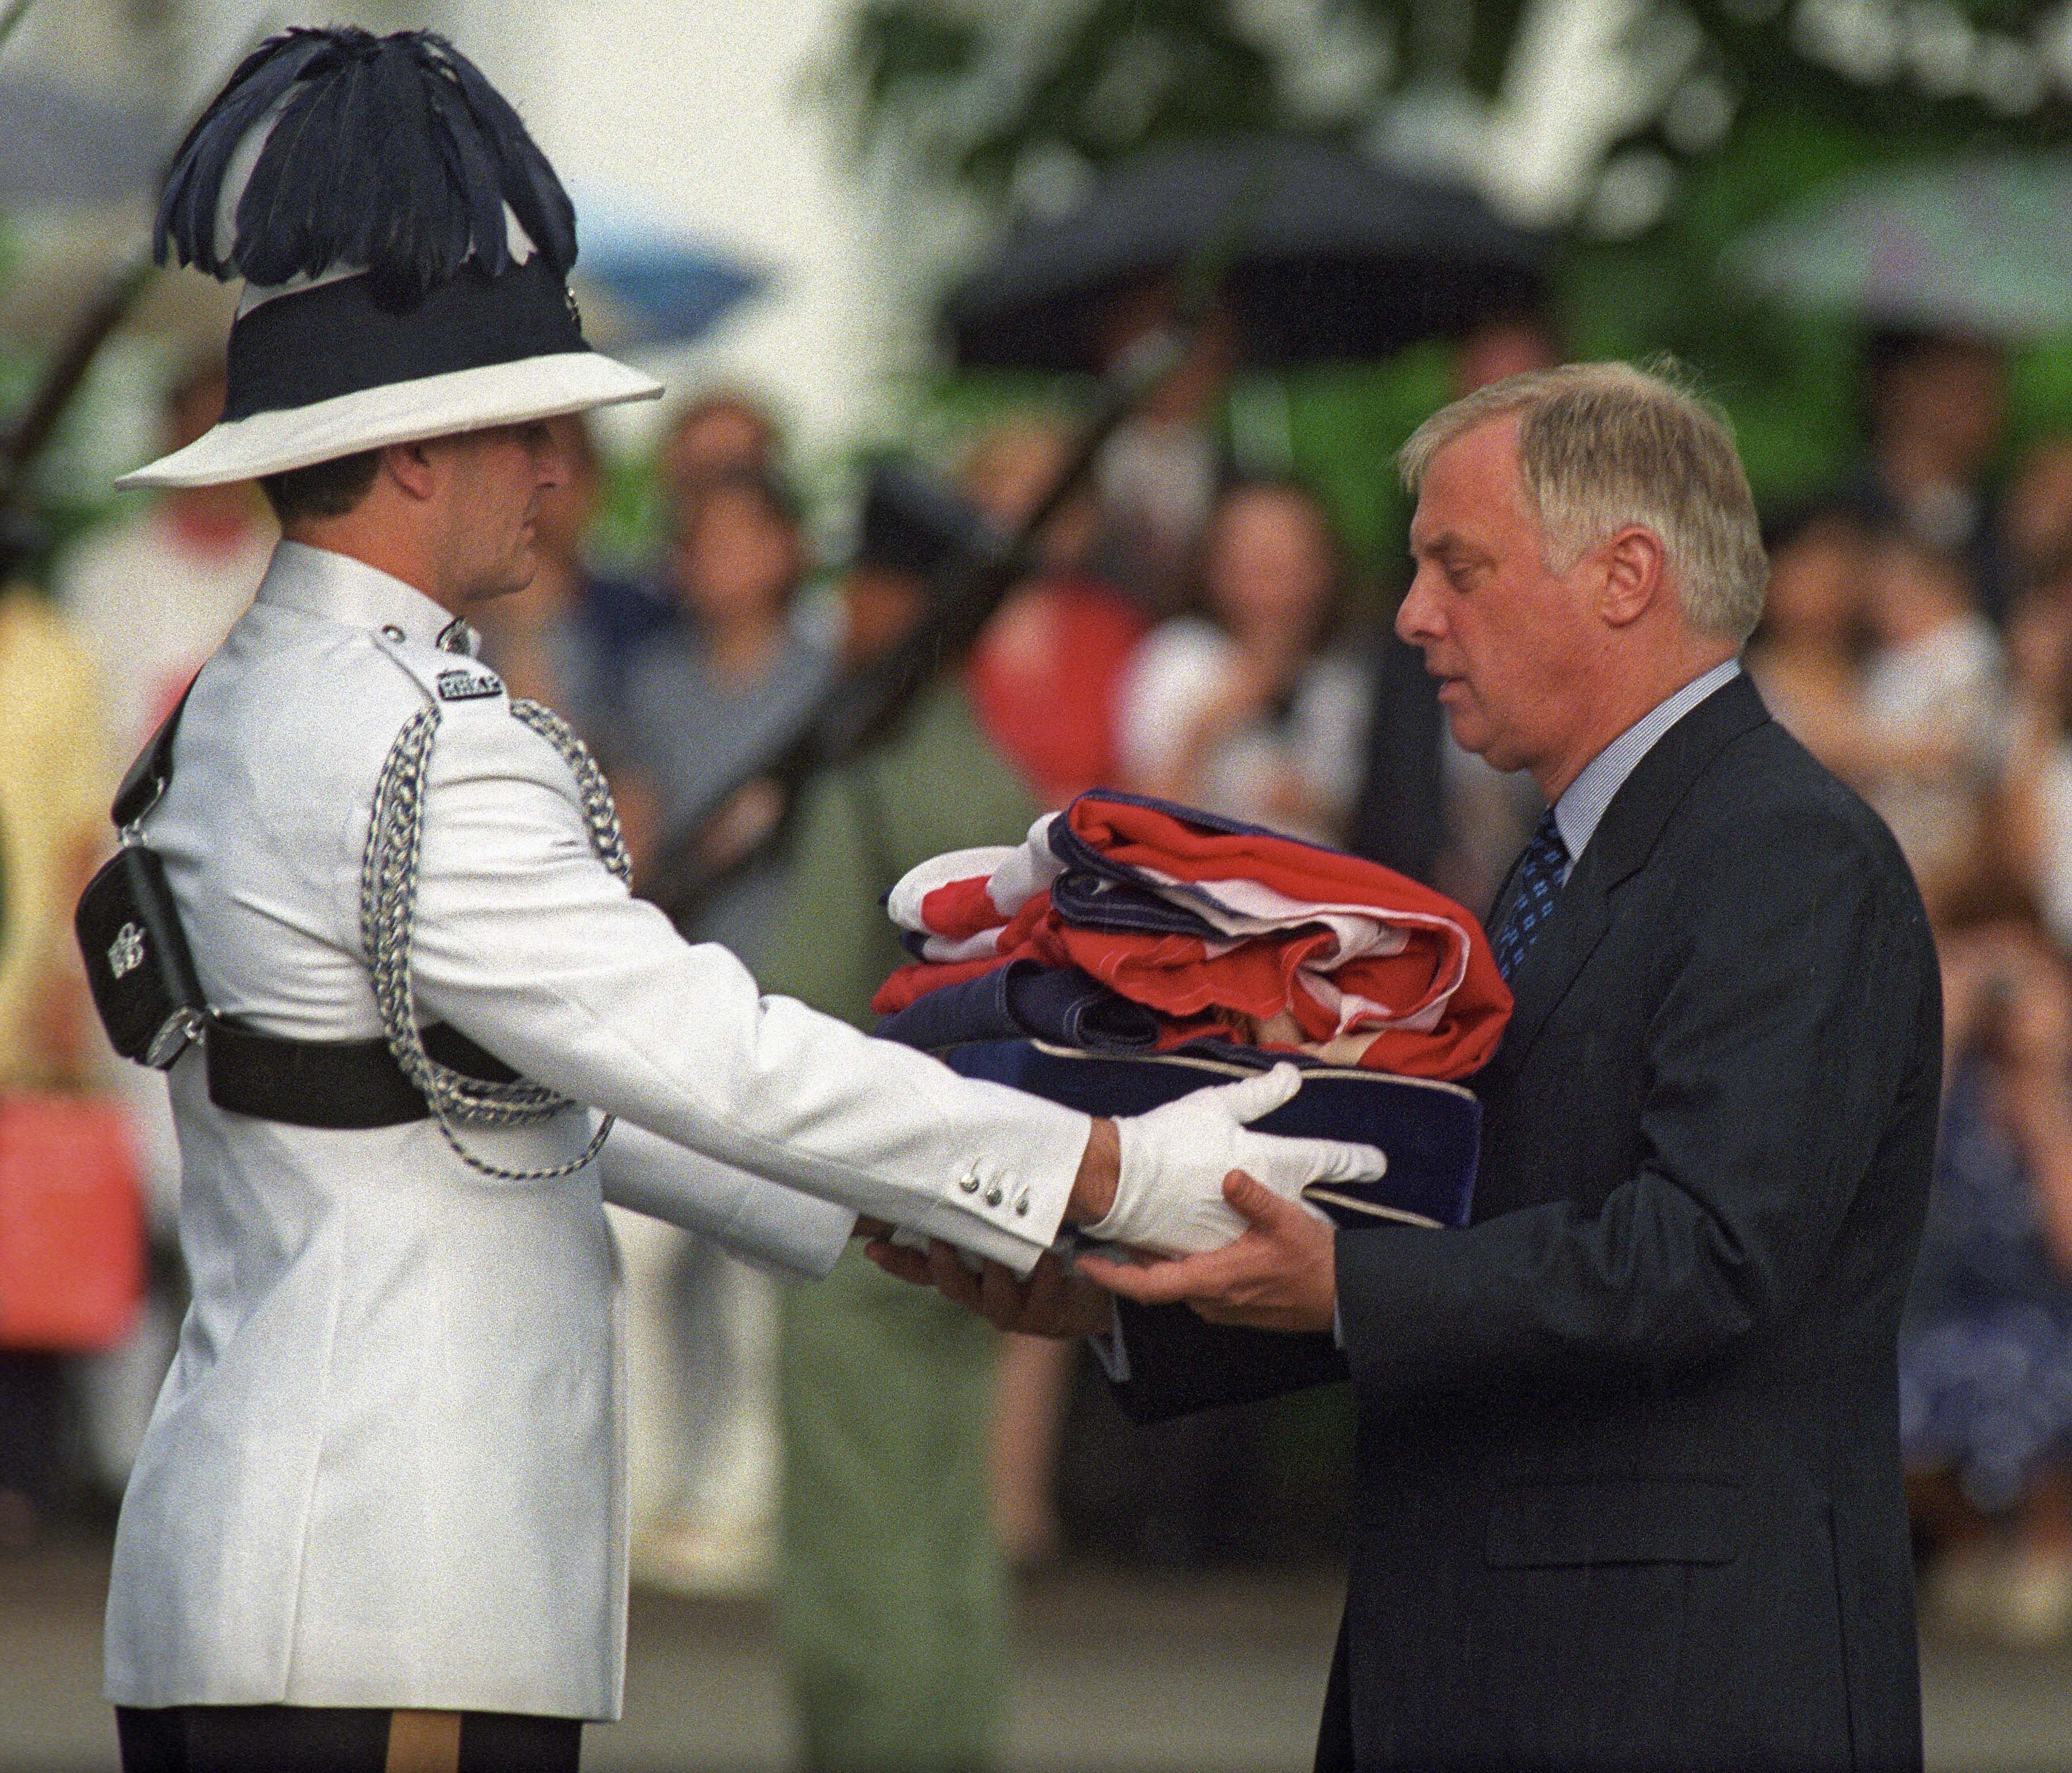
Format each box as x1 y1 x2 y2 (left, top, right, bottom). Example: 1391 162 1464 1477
1397 361 1768 642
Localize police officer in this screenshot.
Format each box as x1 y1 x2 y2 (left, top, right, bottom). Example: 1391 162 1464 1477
94 30 1380 1772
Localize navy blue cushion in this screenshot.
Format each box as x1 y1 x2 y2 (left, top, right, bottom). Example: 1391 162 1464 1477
940 1039 1478 1230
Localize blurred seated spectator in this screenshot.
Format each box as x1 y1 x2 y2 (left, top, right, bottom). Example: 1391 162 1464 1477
2005 436 2072 581
1905 905 2072 1644
1746 502 1874 770
1858 523 2006 913
1842 327 2015 626
0 589 108 1097
957 415 1150 1564
1118 477 1368 842
960 416 1149 810
1996 552 2072 952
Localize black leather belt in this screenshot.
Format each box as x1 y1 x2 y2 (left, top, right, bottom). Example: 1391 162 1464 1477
205 1019 519 1130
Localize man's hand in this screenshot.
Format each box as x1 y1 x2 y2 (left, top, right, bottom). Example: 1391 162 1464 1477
863 1238 1113 1339
1077 1170 1338 1334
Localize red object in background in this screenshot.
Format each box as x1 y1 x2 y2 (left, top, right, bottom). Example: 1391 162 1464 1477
0 1095 145 1352
965 576 1149 809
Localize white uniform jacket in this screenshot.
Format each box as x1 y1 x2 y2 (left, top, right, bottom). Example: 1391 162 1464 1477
104 542 1091 1719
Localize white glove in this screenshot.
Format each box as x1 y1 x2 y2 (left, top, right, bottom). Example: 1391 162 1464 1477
1090 1063 1388 1256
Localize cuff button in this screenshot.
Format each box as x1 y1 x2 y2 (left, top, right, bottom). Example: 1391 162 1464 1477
959 1171 982 1195
984 1185 1005 1207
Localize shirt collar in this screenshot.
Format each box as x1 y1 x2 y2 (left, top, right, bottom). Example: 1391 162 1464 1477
1552 656 1742 877
254 540 479 655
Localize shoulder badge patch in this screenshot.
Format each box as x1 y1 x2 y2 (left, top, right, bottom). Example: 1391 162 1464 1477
436 667 504 702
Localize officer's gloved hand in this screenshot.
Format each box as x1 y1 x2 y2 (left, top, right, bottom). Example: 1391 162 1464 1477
1088 1063 1387 1256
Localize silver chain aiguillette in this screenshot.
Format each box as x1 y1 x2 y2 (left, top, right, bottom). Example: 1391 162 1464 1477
360 697 633 1181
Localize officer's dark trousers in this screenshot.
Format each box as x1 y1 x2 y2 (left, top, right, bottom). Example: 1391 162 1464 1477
116 1704 581 1772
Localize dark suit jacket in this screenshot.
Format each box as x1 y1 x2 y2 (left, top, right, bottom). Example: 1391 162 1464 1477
1110 675 1943 1772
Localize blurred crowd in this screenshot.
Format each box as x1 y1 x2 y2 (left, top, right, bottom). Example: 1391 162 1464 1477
1744 328 2072 1651
9 314 2072 1761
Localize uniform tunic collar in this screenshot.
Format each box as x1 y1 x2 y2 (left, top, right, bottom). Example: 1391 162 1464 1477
254 540 479 655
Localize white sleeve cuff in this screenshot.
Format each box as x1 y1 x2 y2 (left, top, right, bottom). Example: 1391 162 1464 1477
899 1144 1078 1276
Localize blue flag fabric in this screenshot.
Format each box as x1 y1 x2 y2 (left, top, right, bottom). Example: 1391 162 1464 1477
874 959 1161 1054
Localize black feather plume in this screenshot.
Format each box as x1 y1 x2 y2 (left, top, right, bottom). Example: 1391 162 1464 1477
154 28 579 312
154 30 332 276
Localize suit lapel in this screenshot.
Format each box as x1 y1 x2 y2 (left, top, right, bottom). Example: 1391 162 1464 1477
1488 674 1772 1080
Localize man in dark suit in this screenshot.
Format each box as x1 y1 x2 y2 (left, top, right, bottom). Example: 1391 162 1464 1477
873 363 1942 1771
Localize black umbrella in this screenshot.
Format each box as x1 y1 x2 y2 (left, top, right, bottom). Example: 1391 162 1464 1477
943 134 1550 373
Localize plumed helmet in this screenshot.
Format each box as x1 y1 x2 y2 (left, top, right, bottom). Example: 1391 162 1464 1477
121 28 660 490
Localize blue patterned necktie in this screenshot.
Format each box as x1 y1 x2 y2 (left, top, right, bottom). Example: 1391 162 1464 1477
1492 809 1570 982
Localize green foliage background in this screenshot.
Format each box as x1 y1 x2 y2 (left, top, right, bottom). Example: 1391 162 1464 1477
832 0 2072 600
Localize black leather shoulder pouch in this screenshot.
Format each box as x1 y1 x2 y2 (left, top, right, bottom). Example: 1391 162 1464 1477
74 678 206 1069
77 842 207 1067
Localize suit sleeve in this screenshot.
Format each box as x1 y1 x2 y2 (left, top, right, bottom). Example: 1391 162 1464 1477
1335 803 1938 1404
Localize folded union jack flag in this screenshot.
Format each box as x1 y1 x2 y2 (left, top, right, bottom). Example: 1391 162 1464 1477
871 790 1511 1081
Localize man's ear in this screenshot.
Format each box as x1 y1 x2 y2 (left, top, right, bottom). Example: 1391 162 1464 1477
381 440 440 504
1596 525 1665 628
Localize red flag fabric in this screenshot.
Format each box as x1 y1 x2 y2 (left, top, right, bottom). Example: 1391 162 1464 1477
874 795 1511 1081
